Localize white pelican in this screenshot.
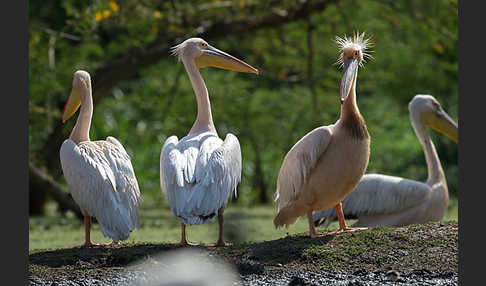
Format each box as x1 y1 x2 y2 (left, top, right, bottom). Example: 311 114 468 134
273 33 372 237
160 38 258 246
59 70 143 247
313 94 458 228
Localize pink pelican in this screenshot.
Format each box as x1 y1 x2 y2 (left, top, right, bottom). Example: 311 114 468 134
273 33 372 237
313 94 458 228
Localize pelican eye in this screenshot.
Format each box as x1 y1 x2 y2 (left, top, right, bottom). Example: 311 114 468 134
432 101 442 112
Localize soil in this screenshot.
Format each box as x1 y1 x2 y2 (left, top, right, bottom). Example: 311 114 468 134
29 221 458 285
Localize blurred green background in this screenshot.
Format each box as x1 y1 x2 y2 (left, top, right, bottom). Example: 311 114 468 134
29 0 457 219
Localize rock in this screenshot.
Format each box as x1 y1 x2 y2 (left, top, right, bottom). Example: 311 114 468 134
385 269 401 281
288 276 310 286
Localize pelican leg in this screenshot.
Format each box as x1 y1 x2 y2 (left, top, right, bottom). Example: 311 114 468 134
173 223 198 246
83 215 93 246
207 206 231 247
307 210 326 237
325 203 368 235
79 215 102 247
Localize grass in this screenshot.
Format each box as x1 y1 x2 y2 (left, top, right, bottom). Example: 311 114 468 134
29 197 458 252
294 221 458 273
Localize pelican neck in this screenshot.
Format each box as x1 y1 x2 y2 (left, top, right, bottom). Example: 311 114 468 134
181 56 216 134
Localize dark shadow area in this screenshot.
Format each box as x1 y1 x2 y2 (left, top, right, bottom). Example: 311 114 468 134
29 243 190 268
248 234 335 265
28 233 336 273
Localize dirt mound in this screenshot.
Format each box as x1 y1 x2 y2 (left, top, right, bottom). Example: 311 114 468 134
29 221 457 284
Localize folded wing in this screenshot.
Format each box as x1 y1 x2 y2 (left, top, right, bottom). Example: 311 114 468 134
60 138 143 241
276 126 332 211
160 132 241 225
313 173 430 227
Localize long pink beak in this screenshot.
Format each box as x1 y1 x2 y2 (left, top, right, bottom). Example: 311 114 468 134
340 58 359 104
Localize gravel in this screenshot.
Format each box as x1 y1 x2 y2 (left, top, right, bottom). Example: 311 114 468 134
29 268 458 286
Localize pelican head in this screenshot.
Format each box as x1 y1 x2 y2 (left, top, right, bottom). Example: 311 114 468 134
62 70 91 123
171 37 259 74
336 32 373 104
409 94 458 143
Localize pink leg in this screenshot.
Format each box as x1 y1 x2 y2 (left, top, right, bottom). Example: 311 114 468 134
323 202 368 235
78 215 102 247
173 223 198 246
76 210 110 247
207 206 231 247
307 210 326 238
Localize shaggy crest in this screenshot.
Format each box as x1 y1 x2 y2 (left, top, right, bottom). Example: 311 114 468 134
170 42 185 62
335 31 374 68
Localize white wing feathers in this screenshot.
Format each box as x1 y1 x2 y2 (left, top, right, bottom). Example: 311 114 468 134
160 136 184 191
313 173 431 226
204 133 242 203
60 138 143 242
160 132 241 225
106 137 143 202
276 126 332 211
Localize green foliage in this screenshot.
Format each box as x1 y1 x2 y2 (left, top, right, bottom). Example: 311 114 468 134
29 0 458 206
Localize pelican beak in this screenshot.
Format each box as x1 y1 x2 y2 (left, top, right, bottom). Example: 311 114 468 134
61 88 82 123
340 58 359 104
430 108 458 143
195 45 259 74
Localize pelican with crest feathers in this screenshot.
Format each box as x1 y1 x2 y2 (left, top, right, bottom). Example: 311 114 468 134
313 94 458 228
273 32 372 237
59 70 143 247
160 38 258 246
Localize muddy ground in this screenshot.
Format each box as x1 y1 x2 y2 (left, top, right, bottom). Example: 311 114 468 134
29 221 458 285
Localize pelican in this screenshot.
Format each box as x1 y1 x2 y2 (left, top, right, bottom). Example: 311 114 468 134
273 32 372 237
59 70 143 247
313 94 458 228
160 38 258 246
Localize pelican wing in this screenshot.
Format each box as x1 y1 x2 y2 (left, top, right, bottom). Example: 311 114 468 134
60 138 142 241
276 126 332 211
160 135 183 193
199 133 242 201
105 136 143 201
160 132 241 225
313 173 431 226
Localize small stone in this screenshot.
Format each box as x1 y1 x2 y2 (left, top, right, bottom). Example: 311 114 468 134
347 280 364 286
385 269 401 281
288 276 309 286
353 269 366 276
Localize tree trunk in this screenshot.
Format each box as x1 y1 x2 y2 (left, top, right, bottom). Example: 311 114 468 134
254 153 269 204
29 161 83 220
